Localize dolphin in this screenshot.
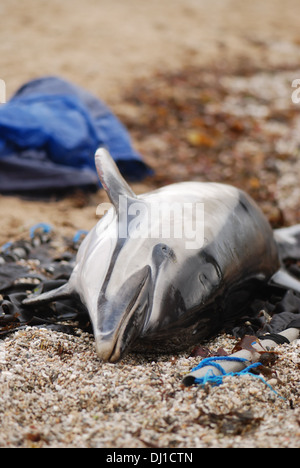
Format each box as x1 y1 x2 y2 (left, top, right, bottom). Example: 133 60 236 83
23 148 300 362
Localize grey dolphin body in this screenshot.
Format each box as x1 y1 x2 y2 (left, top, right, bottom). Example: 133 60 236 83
23 148 297 362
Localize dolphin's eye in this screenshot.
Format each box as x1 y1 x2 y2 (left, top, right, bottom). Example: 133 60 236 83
198 259 222 290
153 243 176 263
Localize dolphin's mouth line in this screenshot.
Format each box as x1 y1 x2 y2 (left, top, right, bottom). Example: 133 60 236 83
104 268 151 362
109 301 149 362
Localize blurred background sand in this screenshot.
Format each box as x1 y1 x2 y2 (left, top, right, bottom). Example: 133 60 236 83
0 0 300 244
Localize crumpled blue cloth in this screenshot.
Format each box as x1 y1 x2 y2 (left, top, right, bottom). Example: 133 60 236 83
0 76 152 195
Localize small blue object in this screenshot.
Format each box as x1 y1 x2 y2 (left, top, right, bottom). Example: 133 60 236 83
0 241 12 252
191 356 283 397
191 356 252 386
73 230 89 243
30 223 53 239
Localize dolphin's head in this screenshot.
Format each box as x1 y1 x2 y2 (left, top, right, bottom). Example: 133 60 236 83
81 195 183 362
92 233 182 362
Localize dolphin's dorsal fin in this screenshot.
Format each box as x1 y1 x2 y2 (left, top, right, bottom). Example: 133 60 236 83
95 148 137 211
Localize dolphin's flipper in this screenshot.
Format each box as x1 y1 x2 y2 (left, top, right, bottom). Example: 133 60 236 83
23 282 73 306
95 147 137 210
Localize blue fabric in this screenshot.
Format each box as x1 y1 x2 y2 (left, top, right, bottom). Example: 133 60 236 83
0 76 152 195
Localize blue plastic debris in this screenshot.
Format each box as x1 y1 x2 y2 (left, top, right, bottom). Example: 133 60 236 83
73 230 89 243
29 223 53 239
190 355 284 398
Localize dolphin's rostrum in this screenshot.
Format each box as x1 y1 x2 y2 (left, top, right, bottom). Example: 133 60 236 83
23 148 298 362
